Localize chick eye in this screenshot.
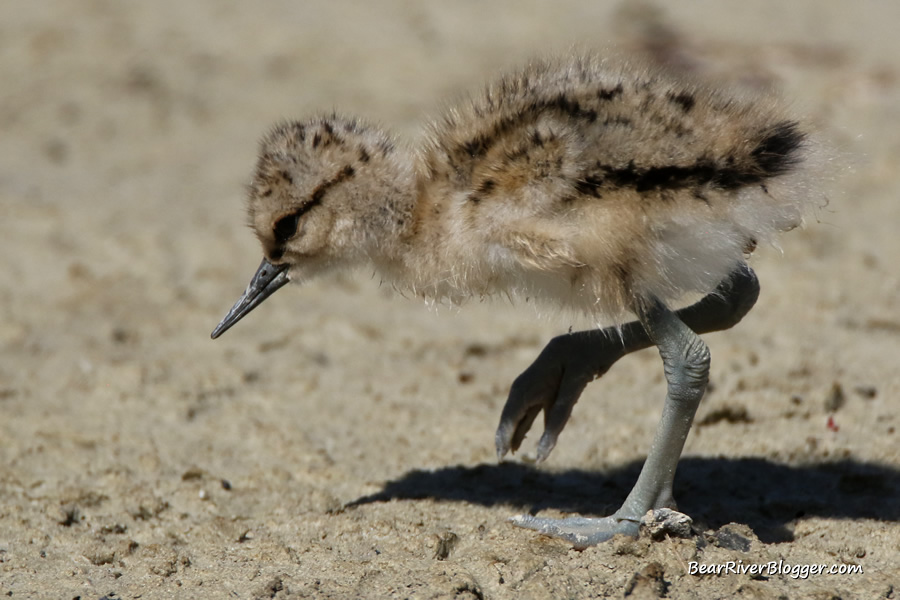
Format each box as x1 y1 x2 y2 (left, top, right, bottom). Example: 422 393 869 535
273 211 301 244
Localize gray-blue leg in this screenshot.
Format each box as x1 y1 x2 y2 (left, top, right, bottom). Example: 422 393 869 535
512 300 709 547
498 265 758 548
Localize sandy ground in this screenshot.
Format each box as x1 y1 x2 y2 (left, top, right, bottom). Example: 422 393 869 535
1 1 899 598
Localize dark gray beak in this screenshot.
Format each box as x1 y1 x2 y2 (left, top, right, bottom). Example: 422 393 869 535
211 258 290 339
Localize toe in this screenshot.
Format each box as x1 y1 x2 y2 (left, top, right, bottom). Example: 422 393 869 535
510 514 640 549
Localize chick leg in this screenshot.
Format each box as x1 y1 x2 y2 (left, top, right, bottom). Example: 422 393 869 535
496 264 758 548
509 297 711 547
495 263 758 461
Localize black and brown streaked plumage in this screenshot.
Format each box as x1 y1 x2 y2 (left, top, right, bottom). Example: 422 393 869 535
212 54 818 547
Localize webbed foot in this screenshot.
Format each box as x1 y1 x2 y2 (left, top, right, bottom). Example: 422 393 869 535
510 508 693 548
509 513 641 549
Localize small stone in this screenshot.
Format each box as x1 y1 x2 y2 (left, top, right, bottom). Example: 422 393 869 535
824 382 846 412
181 468 204 481
624 562 668 598
853 385 877 399
640 508 693 540
431 530 459 561
711 523 756 552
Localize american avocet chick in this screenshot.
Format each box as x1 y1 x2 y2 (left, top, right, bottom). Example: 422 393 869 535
212 54 816 547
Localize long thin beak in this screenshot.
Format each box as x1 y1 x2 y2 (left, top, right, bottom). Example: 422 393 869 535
211 258 290 339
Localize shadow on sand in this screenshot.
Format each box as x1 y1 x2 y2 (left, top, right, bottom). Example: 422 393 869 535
347 457 900 543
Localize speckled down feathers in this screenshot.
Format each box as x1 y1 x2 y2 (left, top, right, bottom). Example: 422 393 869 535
246 54 818 323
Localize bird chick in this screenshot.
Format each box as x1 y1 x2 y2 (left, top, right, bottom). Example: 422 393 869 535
212 54 817 547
